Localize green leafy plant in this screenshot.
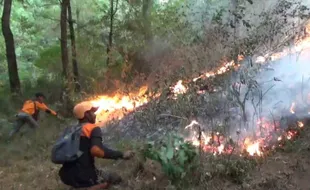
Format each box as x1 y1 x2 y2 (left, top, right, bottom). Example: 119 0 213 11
142 133 198 182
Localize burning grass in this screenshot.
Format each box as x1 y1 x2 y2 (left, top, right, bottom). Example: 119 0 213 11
85 21 310 163
186 117 306 157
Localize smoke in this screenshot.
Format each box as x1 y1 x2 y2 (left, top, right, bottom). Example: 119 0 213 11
231 46 310 140
182 46 310 151
178 0 229 35
256 53 310 108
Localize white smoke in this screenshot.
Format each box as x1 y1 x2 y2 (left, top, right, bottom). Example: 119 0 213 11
232 46 310 139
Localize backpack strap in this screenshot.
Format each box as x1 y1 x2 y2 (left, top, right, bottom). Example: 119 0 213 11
33 100 37 113
31 100 39 120
74 123 87 157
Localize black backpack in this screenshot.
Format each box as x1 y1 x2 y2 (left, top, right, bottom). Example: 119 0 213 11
51 123 85 164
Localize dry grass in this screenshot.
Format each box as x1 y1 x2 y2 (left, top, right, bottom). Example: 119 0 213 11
0 117 67 190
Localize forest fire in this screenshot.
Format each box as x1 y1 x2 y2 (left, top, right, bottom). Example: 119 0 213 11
185 116 305 157
193 60 237 82
91 57 241 123
88 22 310 158
90 22 310 124
90 86 149 123
170 80 188 96
244 139 262 156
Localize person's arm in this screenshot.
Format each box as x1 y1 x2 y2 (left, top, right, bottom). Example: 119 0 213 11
36 102 57 116
90 127 124 159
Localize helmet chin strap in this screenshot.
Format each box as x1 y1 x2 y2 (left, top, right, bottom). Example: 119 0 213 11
84 111 96 124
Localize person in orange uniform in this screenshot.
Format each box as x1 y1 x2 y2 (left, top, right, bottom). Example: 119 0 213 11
8 92 58 139
58 101 134 189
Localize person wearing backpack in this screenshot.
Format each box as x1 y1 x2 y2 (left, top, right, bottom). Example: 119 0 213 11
56 101 134 189
8 92 58 139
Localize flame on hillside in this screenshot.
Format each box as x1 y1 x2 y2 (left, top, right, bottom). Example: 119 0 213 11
185 117 305 157
170 80 188 96
88 22 310 156
90 86 149 123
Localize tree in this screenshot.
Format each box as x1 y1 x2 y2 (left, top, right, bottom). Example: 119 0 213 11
60 0 69 79
2 0 21 94
60 0 73 112
106 0 119 66
142 0 153 43
68 0 80 92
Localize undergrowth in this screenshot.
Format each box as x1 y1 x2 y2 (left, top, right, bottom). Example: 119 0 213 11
142 133 198 183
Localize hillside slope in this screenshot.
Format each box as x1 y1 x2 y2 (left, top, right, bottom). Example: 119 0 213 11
1 118 310 190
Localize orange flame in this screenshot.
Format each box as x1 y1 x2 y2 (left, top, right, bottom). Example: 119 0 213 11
91 86 148 123
217 144 225 154
88 22 310 157
255 22 310 64
186 119 304 157
244 138 262 156
170 80 187 95
193 61 237 82
298 121 304 128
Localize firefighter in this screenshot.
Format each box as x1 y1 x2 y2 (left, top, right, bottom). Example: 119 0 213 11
58 101 134 189
8 92 58 139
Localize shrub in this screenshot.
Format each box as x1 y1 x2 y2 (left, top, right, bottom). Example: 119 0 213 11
142 133 198 183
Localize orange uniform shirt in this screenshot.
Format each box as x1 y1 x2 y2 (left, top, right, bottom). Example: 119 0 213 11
21 100 57 116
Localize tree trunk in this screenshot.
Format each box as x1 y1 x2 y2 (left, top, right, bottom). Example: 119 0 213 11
231 0 239 65
60 0 73 112
2 0 21 95
68 0 80 92
142 0 153 43
76 6 80 39
61 0 69 78
106 0 119 66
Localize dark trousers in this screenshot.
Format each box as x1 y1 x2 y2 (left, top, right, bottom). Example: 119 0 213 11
9 112 39 138
59 167 122 188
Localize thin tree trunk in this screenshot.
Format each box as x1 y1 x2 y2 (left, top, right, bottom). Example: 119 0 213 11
61 0 69 78
60 0 73 112
142 0 153 43
106 0 119 66
76 6 80 39
231 0 239 64
68 0 80 92
2 0 21 95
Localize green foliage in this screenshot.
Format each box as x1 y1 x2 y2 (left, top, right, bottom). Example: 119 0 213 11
34 45 61 72
142 133 198 182
0 0 237 97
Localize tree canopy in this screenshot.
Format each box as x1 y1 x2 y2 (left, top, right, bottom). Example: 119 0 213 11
0 0 309 97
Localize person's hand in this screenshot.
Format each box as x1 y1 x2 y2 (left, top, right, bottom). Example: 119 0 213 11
123 151 135 160
57 114 64 120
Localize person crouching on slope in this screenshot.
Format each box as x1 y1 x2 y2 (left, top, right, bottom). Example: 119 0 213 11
58 101 134 189
9 92 58 139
